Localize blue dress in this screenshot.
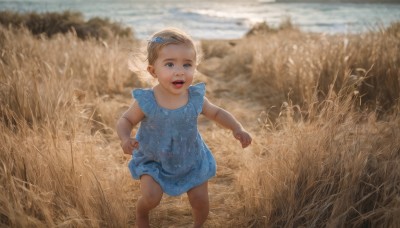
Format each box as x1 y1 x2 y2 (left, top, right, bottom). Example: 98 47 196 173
128 83 217 196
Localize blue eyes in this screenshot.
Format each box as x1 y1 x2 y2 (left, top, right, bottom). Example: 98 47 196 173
165 62 192 68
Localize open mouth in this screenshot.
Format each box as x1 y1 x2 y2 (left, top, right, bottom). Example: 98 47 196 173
172 80 185 85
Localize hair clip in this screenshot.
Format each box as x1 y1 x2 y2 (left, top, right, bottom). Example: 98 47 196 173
150 36 164 43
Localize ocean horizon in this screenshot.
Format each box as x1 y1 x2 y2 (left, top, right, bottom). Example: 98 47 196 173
1 0 400 39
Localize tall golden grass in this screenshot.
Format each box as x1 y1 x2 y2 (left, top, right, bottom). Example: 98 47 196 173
0 24 138 227
201 22 400 120
238 94 400 227
1 13 399 227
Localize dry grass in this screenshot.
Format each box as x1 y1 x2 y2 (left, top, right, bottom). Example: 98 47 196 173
238 95 400 227
200 21 400 120
1 16 400 227
0 25 138 227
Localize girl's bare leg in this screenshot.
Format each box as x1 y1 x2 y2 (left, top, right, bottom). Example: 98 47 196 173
136 175 163 228
187 181 209 228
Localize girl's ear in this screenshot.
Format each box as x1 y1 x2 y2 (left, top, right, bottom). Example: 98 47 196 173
147 65 157 78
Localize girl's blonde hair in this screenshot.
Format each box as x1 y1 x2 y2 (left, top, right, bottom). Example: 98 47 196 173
147 28 196 65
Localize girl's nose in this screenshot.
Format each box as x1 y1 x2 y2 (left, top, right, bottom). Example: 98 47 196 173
175 66 185 75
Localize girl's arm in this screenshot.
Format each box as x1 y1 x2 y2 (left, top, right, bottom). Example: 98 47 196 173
201 97 252 148
116 101 145 154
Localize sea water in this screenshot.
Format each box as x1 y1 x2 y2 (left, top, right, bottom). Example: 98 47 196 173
1 0 399 39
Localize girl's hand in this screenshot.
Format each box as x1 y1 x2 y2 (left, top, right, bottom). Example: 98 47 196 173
120 138 139 155
233 128 252 148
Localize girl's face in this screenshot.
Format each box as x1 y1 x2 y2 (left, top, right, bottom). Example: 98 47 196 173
147 44 196 95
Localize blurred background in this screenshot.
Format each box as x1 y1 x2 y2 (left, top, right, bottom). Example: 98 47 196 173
1 0 400 39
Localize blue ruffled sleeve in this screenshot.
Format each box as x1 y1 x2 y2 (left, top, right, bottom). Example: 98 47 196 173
189 83 206 115
132 89 156 116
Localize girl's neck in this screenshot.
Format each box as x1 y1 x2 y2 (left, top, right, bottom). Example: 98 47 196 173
153 84 189 110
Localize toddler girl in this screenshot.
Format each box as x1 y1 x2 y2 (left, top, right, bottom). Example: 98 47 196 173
116 27 252 228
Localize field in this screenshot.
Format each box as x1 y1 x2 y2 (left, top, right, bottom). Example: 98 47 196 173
1 12 400 227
